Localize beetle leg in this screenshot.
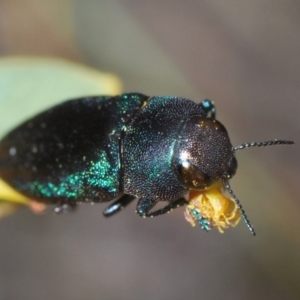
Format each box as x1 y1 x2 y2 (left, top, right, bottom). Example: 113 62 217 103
103 194 136 217
136 197 187 217
200 99 216 119
54 202 77 214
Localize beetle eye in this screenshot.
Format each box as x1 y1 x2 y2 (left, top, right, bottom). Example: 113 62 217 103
176 162 212 190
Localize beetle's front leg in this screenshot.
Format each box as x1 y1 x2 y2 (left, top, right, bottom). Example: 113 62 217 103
136 197 187 217
103 194 136 217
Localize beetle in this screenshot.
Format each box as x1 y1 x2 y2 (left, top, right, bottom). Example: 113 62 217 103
0 93 294 234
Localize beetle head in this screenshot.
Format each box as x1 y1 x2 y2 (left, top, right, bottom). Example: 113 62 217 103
174 114 294 235
173 116 236 190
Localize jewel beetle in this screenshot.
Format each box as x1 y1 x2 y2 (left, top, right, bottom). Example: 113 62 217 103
0 93 294 235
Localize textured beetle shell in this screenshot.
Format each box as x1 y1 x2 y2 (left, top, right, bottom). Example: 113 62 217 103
0 93 148 203
123 96 206 201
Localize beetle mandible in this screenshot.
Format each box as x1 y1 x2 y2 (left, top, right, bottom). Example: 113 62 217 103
0 93 294 235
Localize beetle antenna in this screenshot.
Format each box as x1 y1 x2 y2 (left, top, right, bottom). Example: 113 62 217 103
222 178 256 236
234 139 294 151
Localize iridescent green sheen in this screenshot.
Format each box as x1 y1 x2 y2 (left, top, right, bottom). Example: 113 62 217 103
22 149 118 201
0 93 148 203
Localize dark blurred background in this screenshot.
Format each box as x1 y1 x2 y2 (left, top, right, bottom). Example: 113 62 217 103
0 1 299 299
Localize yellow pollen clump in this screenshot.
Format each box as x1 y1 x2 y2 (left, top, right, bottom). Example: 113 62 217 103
184 181 240 233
